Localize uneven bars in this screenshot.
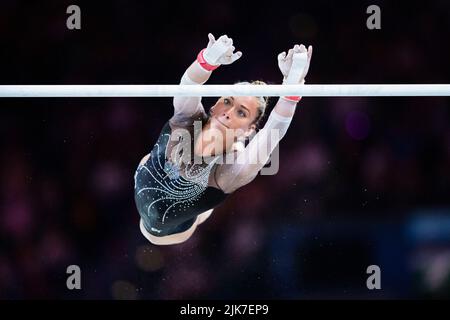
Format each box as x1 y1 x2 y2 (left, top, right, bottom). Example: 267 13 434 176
0 84 450 97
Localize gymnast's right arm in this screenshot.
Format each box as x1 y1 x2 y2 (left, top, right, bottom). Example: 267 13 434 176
173 33 242 119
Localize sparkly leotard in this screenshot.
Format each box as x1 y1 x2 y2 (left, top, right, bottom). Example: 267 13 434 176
134 119 229 237
134 70 297 237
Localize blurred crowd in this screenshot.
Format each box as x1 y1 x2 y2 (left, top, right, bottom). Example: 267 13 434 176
0 0 449 298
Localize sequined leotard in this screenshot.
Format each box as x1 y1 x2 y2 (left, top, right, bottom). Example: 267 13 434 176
134 119 229 237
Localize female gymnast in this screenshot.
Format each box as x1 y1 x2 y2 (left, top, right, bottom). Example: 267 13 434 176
134 33 313 245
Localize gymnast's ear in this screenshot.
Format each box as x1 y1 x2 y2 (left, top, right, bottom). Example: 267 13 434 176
245 124 256 137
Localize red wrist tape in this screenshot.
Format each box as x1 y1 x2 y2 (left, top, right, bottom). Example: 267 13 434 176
282 96 302 103
197 49 219 71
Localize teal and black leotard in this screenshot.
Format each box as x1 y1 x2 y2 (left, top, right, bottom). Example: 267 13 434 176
134 120 229 237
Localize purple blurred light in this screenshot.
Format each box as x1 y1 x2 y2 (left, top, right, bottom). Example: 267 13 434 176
345 111 371 141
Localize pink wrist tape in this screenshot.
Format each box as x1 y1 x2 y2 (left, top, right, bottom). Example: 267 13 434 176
197 49 219 71
283 96 302 103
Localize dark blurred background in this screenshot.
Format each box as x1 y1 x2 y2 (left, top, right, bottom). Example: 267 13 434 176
0 0 449 299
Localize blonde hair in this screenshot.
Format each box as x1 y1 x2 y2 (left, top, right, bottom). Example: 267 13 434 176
233 80 269 129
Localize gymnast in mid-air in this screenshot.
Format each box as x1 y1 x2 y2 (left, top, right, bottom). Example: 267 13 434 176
134 33 313 245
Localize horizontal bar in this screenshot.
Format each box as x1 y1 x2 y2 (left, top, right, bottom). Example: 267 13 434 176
0 84 450 97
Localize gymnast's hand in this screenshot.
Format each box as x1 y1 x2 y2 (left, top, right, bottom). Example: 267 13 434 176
278 44 313 84
203 33 242 66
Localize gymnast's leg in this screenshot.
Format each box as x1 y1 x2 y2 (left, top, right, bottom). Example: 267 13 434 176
196 208 214 225
140 218 199 245
140 209 213 245
139 154 150 166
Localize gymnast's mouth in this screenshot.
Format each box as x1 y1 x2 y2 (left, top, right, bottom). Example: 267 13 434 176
216 118 229 128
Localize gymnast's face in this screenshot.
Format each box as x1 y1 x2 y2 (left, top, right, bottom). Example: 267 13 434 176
208 96 258 139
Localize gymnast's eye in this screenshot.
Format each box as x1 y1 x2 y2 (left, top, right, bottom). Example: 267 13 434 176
238 109 246 117
224 98 231 105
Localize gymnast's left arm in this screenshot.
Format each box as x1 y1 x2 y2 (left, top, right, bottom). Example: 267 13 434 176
217 44 313 192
